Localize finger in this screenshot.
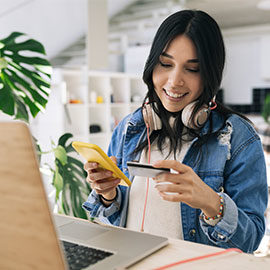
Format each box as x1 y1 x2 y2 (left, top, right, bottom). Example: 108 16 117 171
86 173 102 184
89 170 113 182
153 160 190 173
158 191 187 203
154 172 186 184
155 183 185 194
92 178 120 193
110 156 117 165
84 162 98 171
86 175 93 184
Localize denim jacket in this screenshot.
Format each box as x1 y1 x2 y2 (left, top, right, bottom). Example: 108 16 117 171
83 108 268 253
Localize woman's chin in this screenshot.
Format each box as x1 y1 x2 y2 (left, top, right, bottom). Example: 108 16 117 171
163 104 184 113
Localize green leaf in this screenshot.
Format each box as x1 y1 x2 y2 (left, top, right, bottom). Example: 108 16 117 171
0 75 15 116
35 64 52 76
65 143 75 153
68 164 87 179
54 145 68 166
6 68 48 107
262 94 270 124
14 95 29 121
1 70 40 120
42 132 91 220
0 32 51 122
4 39 46 54
61 185 70 215
70 188 79 217
0 57 8 69
58 133 73 147
8 60 51 89
10 54 51 66
23 94 43 118
67 156 86 169
53 168 63 201
0 32 24 46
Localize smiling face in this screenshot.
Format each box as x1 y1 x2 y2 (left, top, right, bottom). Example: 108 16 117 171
152 34 203 113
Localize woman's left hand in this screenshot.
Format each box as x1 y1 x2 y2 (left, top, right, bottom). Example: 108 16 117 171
153 160 220 217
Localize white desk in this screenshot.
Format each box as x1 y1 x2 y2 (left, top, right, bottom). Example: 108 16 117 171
128 237 270 270
54 214 270 270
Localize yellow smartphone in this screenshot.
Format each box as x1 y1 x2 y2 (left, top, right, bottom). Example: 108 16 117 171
72 141 131 187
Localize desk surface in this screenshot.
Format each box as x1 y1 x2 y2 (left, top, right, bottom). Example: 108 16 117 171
128 237 270 270
55 214 270 270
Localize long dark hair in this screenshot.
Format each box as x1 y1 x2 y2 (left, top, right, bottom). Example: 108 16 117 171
135 9 249 158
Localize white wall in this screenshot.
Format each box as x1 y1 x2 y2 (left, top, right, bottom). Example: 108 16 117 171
124 45 150 76
0 0 87 59
222 25 270 104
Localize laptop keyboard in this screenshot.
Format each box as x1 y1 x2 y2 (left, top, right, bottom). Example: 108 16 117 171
61 240 114 270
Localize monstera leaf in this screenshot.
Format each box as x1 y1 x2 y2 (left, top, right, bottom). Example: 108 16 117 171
0 32 52 122
44 133 91 219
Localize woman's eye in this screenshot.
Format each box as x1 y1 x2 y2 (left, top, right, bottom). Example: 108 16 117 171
186 68 200 73
159 60 172 68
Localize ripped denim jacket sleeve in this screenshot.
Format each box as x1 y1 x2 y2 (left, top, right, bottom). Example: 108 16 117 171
199 132 268 253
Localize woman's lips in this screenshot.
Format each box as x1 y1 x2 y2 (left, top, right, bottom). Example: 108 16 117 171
163 88 188 101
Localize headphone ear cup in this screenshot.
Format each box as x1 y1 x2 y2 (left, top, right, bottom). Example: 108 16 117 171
182 101 210 129
145 104 155 130
142 103 162 132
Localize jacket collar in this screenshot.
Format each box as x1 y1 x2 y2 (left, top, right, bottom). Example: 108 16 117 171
127 107 145 127
200 111 226 136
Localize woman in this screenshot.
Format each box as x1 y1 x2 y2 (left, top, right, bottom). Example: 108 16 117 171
83 10 268 253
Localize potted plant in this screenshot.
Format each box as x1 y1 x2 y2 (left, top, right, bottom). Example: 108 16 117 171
0 32 90 219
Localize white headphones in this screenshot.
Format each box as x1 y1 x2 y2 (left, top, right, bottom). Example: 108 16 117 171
142 99 216 132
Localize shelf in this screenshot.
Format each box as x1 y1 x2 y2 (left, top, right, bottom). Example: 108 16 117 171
87 103 108 108
111 103 128 108
62 70 147 150
66 103 85 107
89 132 108 138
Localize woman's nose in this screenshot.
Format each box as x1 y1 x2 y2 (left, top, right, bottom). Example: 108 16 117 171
168 69 184 87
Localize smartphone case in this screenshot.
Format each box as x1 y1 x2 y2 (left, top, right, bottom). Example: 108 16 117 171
72 141 131 187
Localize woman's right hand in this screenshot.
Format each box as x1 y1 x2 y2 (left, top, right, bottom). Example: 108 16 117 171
84 156 120 203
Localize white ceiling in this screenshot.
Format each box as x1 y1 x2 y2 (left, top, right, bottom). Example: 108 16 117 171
107 0 270 46
109 0 270 30
0 0 34 17
186 0 270 28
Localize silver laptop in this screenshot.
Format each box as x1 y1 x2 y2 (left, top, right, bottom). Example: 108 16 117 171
0 121 168 270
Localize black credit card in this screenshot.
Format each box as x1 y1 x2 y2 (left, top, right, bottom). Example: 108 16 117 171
127 161 170 178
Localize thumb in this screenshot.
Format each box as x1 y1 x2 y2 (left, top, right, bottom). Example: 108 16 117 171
110 156 117 165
